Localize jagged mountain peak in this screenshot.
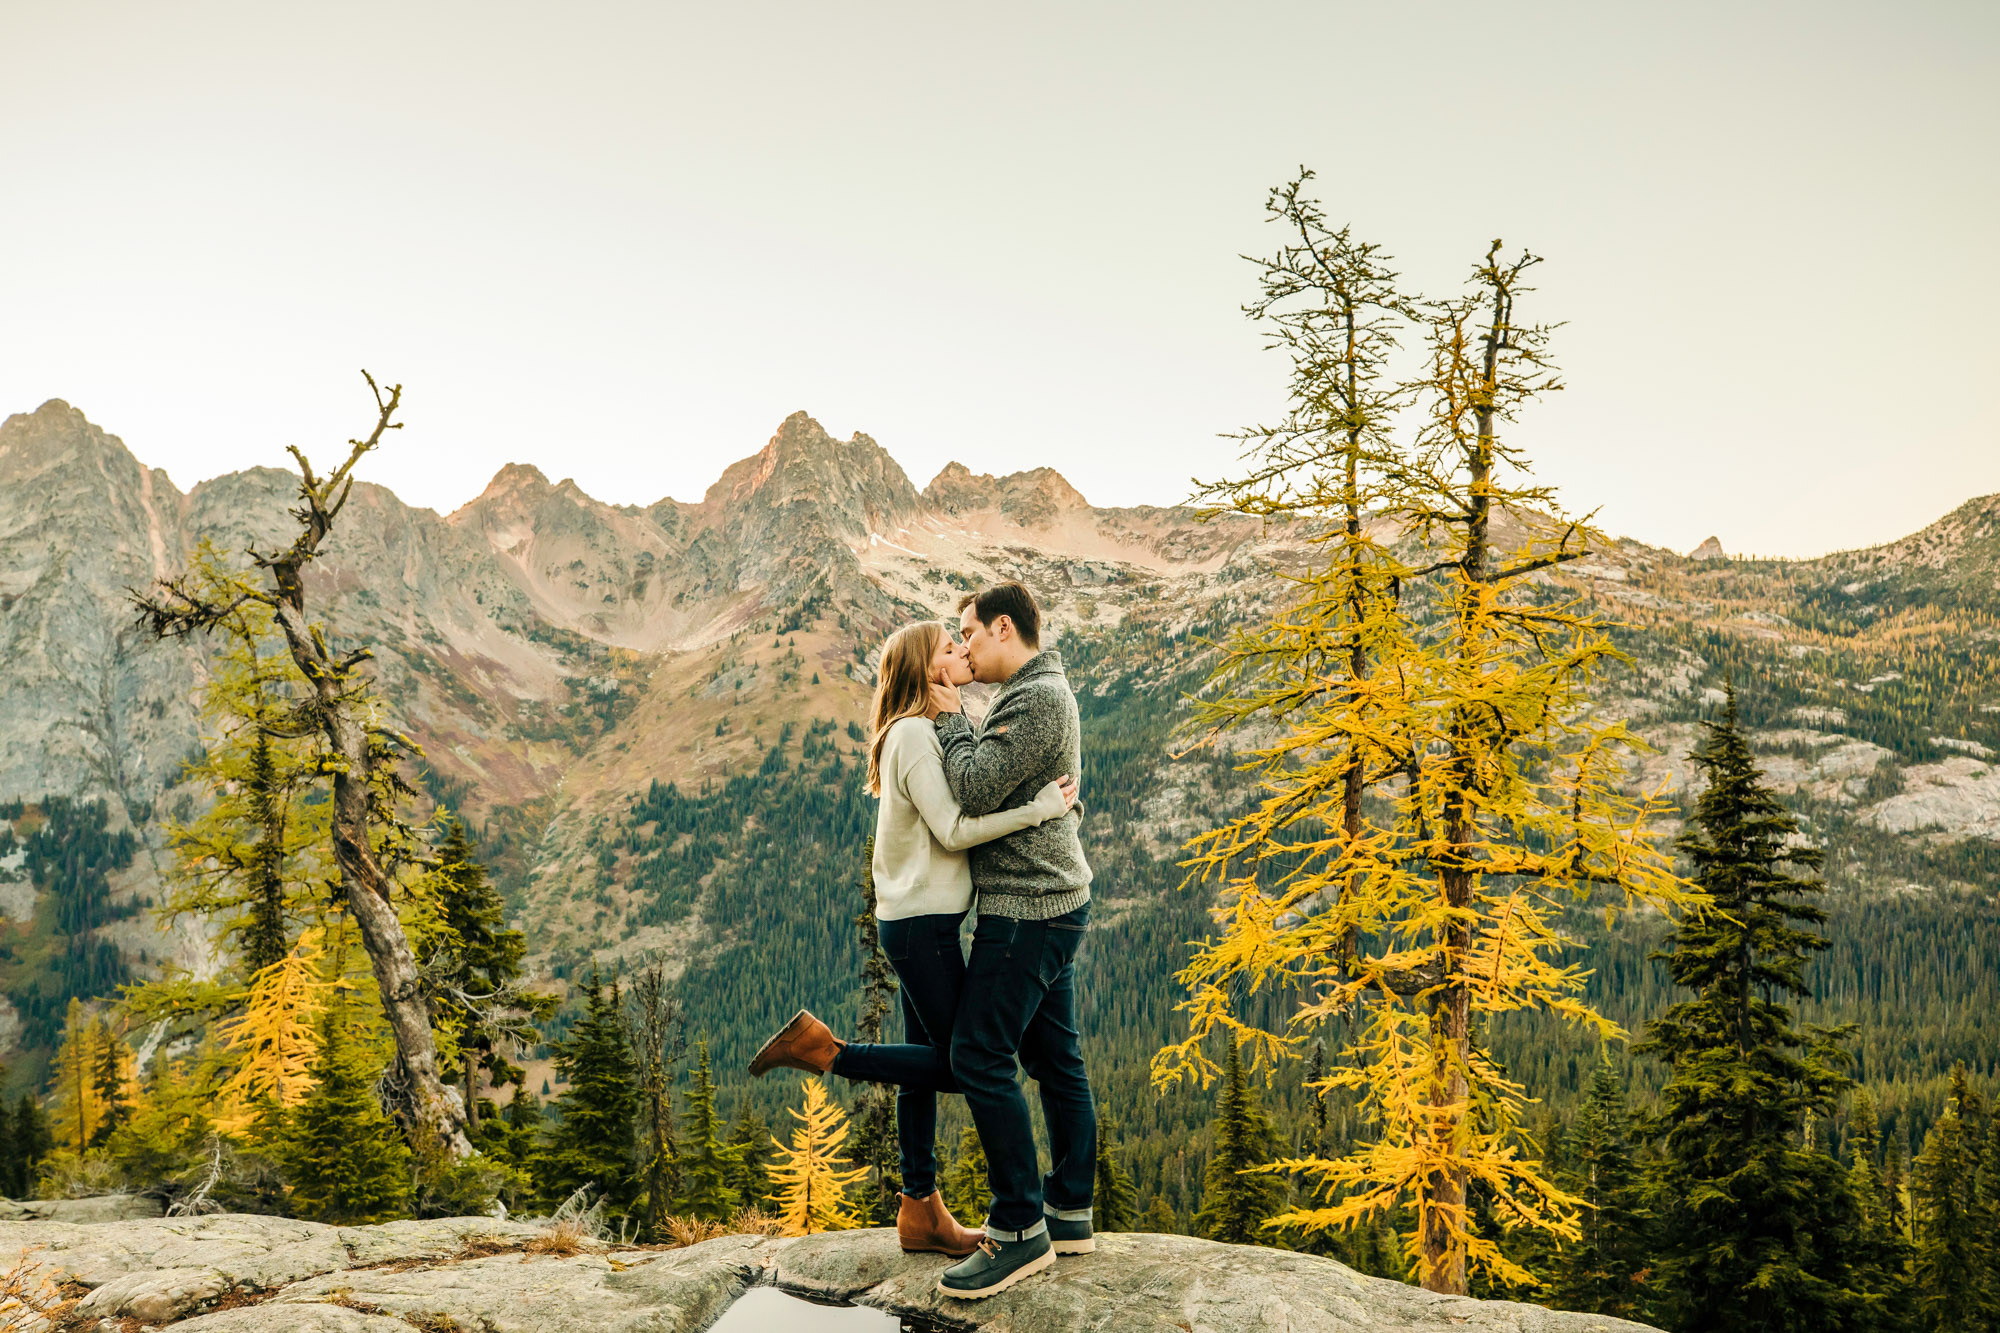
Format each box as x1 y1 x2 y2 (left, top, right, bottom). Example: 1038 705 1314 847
924 460 1089 526
12 398 83 426
480 461 554 497
0 400 141 474
698 411 920 530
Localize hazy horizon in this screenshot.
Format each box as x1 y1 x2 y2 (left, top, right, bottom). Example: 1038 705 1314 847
4 1 1994 560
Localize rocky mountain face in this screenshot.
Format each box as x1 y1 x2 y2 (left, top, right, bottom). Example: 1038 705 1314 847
2 396 1997 1076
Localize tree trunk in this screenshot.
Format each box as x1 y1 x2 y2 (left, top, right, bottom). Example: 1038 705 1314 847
1420 289 1505 1296
1338 295 1368 964
131 379 472 1157
270 598 472 1157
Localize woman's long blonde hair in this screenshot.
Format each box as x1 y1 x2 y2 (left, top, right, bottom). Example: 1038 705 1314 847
867 620 946 796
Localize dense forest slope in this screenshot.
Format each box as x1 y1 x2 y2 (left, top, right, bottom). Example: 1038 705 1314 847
1 398 1995 1203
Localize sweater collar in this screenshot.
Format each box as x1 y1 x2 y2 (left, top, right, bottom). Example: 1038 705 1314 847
1002 650 1064 687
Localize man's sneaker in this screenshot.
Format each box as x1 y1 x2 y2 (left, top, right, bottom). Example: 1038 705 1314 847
937 1231 1054 1299
1047 1213 1095 1255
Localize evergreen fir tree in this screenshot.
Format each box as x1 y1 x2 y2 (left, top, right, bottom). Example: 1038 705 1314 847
539 970 641 1218
1638 685 1876 1332
106 1056 216 1192
280 1007 411 1224
1884 1132 1911 1241
0 1091 13 1199
1974 1111 2000 1326
88 1020 131 1149
724 1105 775 1213
1093 1113 1137 1232
499 1086 542 1173
1910 1066 1991 1333
1843 1088 1913 1329
240 730 291 974
1139 1195 1180 1233
423 816 547 1130
672 1041 744 1221
1547 1058 1652 1322
153 564 324 982
1194 1041 1285 1245
1304 1037 1329 1157
939 1127 991 1226
6 1096 49 1197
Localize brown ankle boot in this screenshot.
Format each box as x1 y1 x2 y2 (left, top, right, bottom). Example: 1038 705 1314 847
747 1009 844 1078
898 1190 983 1257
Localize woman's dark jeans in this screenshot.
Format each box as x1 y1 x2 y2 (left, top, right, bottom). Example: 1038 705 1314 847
829 910 965 1198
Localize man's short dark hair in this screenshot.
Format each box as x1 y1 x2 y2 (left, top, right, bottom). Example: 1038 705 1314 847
958 582 1041 649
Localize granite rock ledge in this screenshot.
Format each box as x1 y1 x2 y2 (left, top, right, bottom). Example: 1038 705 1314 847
0 1209 1663 1333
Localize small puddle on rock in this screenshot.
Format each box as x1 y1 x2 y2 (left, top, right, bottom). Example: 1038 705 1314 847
709 1286 939 1332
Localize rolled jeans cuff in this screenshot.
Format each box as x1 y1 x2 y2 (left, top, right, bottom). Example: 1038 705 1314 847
1045 1202 1093 1222
983 1218 1048 1243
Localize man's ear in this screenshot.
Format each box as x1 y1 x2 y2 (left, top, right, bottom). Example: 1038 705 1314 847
994 614 1014 642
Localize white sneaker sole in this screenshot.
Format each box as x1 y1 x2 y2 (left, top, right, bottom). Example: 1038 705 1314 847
937 1247 1055 1299
1051 1237 1095 1255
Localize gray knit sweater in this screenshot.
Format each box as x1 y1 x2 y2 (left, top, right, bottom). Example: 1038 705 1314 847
936 650 1092 919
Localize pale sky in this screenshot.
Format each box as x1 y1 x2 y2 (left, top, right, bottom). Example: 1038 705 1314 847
3 2 1993 559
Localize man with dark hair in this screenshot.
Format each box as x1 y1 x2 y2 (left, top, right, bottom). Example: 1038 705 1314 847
927 581 1096 1299
956 582 1041 650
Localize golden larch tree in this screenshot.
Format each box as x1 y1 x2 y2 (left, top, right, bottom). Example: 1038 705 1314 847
214 929 340 1132
768 1078 868 1237
1154 206 1700 1296
46 999 103 1154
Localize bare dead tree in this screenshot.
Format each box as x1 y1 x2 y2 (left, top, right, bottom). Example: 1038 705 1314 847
132 372 472 1157
629 963 685 1240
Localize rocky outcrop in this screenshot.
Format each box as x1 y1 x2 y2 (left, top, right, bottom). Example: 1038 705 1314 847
779 1228 1657 1332
682 411 927 628
0 401 202 812
0 1211 1661 1333
1687 536 1726 560
924 462 1090 528
0 1193 163 1223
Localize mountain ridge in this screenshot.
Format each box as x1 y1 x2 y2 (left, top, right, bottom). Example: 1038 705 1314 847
5 397 2000 1109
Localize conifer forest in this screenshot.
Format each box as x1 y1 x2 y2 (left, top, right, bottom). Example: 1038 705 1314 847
1 172 1997 1333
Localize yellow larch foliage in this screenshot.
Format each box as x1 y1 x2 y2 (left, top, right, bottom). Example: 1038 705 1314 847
45 999 103 1154
768 1078 869 1237
1153 208 1702 1296
0 1247 59 1333
213 929 340 1132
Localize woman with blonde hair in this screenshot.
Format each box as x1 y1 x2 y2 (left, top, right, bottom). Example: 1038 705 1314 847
748 619 1075 1255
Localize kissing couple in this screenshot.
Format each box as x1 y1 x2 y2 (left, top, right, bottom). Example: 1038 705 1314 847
748 581 1097 1299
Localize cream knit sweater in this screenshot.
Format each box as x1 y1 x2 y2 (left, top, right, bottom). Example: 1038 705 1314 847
871 715 1068 921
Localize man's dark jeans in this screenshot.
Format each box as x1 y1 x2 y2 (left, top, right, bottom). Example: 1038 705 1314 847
950 904 1095 1237
828 910 964 1198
